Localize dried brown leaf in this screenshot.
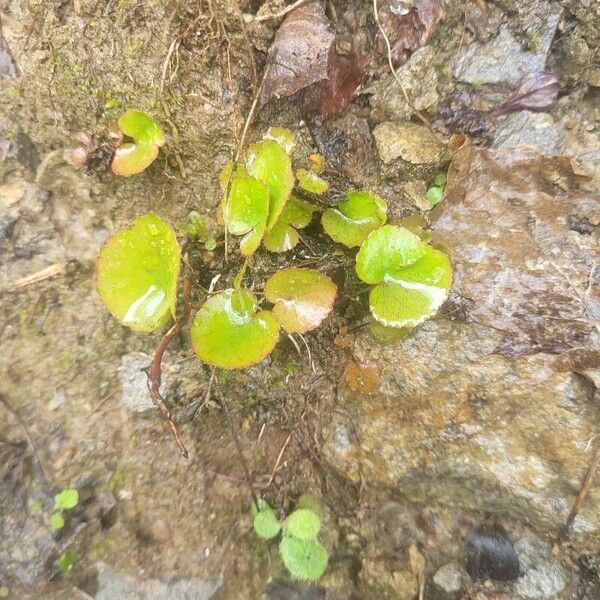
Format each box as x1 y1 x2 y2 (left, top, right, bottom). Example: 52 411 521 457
259 0 335 108
344 361 381 395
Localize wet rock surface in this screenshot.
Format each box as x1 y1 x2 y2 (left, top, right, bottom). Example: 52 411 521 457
492 111 565 156
373 122 447 165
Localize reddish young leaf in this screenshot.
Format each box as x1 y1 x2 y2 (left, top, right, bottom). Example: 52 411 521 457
492 71 560 116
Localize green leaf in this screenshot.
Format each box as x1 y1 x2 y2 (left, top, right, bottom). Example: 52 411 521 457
296 169 329 195
262 198 317 253
191 289 280 369
56 551 77 573
368 245 452 328
286 509 321 540
264 268 336 334
54 488 79 510
97 214 181 332
264 127 296 154
250 498 271 518
433 174 447 187
279 536 328 581
246 140 294 232
321 191 387 248
254 509 282 540
111 110 165 176
355 225 424 285
224 172 270 256
426 186 443 206
50 512 65 531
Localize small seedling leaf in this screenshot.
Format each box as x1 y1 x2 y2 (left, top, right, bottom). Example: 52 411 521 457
296 169 329 195
280 535 328 581
191 289 280 369
97 214 181 332
224 172 270 256
355 225 424 285
368 245 452 328
322 191 387 248
50 512 65 531
246 140 294 231
264 268 336 333
111 110 165 176
426 186 443 206
56 551 76 573
54 488 79 510
262 198 317 253
286 509 321 540
250 498 271 518
254 509 282 540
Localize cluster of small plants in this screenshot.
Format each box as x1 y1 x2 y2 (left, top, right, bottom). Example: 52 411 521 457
96 111 452 370
252 495 328 582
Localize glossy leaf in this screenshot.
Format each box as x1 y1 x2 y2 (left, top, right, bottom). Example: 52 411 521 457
97 214 180 332
355 225 424 284
368 245 452 328
265 127 296 154
279 536 328 581
254 508 282 540
191 289 279 369
296 169 329 195
322 191 387 248
262 198 317 253
264 268 336 333
224 172 270 255
246 139 294 231
286 509 321 540
111 110 165 176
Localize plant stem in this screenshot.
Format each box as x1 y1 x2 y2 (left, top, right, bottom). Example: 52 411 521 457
146 277 192 458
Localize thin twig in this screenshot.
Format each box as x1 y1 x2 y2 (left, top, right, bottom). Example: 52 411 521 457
219 394 258 509
146 277 192 458
298 333 316 374
559 437 600 541
251 0 310 22
372 0 438 136
266 433 293 487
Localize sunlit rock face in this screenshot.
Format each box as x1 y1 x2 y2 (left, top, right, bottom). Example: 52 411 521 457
324 142 600 547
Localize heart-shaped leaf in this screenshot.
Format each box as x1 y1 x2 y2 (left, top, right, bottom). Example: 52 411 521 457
97 213 180 332
355 225 424 284
321 191 387 248
279 536 328 582
111 110 165 176
262 198 317 253
246 139 294 231
296 169 329 195
286 509 321 540
264 268 336 333
365 242 452 328
191 289 280 369
224 171 270 255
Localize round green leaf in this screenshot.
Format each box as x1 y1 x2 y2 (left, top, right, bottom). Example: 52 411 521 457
191 289 280 369
355 225 424 285
117 110 165 146
286 509 321 540
262 198 317 253
280 536 328 581
250 498 271 518
426 186 444 206
254 509 282 540
54 488 79 510
50 512 65 531
112 143 160 177
224 172 270 256
97 214 181 332
321 191 387 248
368 245 452 328
433 173 447 187
246 140 294 232
265 127 296 154
296 169 329 195
111 110 165 176
264 268 336 333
